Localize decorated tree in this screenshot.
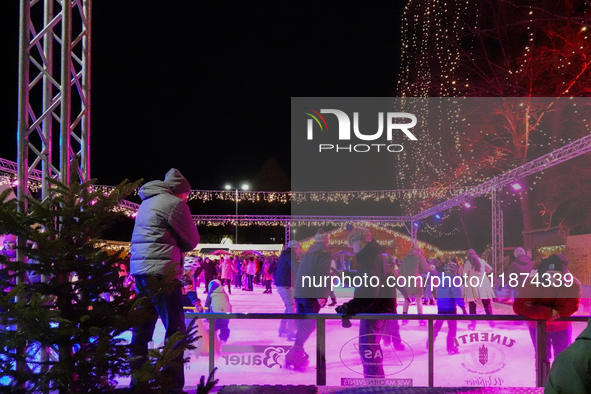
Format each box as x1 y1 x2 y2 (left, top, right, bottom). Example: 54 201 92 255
0 174 205 393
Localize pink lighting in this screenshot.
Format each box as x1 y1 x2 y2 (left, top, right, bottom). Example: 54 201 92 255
11 180 19 186
131 212 138 218
511 182 522 191
463 202 472 208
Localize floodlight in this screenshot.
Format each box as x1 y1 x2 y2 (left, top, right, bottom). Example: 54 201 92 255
510 182 522 191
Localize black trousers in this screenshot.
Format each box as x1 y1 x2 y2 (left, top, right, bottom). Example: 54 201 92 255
130 275 186 393
295 298 320 348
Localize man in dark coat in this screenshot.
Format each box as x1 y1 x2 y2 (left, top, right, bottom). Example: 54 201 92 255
201 257 217 294
129 168 200 394
506 247 534 301
336 228 396 378
286 229 331 370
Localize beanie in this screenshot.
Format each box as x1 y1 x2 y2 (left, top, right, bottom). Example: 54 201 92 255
315 229 329 243
539 254 569 276
208 279 222 293
514 247 526 258
287 240 300 248
164 168 191 194
3 234 17 243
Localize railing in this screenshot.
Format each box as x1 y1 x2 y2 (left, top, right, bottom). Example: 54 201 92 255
184 312 590 388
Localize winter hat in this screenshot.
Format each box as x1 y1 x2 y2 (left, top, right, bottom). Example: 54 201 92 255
315 228 329 243
164 168 191 194
287 240 300 248
539 254 569 276
514 247 526 258
347 228 371 246
3 234 17 243
208 279 222 293
444 262 459 276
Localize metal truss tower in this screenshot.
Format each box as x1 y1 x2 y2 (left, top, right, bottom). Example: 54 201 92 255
491 189 503 274
17 0 92 203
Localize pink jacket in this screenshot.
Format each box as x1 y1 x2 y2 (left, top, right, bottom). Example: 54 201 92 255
220 258 237 280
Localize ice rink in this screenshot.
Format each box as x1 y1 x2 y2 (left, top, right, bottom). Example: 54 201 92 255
114 282 590 389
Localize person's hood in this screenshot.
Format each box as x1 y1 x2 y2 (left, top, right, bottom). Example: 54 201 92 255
356 239 383 263
138 180 173 201
280 248 292 257
306 241 329 255
208 279 224 294
514 254 533 266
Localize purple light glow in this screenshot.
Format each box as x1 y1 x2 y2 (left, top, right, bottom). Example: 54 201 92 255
463 202 472 208
11 180 19 186
511 182 522 191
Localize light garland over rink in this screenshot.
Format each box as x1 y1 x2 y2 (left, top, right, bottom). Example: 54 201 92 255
191 215 412 227
74 185 473 205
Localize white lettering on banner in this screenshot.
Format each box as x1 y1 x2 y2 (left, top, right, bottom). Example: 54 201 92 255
465 376 505 387
218 346 288 369
341 378 413 387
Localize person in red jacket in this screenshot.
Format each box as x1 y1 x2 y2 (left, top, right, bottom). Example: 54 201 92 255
513 254 581 361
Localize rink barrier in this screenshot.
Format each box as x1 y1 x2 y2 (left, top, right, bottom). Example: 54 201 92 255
184 313 591 388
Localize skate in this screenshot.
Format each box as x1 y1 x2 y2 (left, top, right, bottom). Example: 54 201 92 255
285 344 309 371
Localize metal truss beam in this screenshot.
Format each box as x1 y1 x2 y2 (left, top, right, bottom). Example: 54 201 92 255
17 0 92 203
491 190 503 274
413 133 591 221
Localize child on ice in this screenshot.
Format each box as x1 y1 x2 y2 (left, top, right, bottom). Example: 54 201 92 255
205 279 232 352
431 261 466 354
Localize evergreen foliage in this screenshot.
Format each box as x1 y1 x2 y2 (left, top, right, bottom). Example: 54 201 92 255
0 176 204 393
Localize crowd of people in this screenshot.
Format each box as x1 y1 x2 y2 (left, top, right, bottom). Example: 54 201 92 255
1 167 586 393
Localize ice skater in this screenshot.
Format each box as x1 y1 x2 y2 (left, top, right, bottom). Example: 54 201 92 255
205 279 232 353
275 240 301 340
461 249 495 330
431 261 466 355
286 229 331 371
399 245 430 326
336 228 396 379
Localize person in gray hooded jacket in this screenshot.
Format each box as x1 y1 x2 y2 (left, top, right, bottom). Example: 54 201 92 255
129 168 200 394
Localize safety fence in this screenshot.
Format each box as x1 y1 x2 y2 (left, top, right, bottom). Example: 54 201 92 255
184 312 590 388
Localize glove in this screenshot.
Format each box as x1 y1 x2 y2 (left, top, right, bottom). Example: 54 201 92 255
335 304 350 315
336 304 353 328
194 300 204 313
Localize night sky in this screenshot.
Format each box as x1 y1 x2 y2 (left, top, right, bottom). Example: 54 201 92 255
1 3 496 251
0 2 404 189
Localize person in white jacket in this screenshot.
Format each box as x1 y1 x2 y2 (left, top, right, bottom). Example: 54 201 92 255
205 279 232 347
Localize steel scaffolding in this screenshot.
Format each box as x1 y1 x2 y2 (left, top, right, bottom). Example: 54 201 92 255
17 0 92 204
491 189 504 274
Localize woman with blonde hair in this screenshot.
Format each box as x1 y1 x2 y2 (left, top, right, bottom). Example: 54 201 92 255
462 249 495 330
